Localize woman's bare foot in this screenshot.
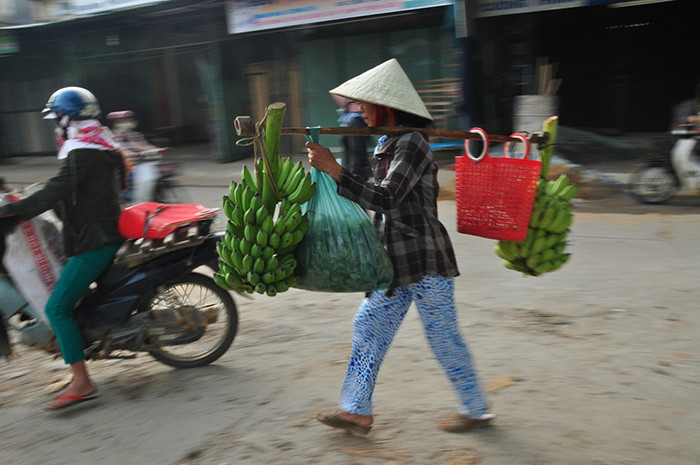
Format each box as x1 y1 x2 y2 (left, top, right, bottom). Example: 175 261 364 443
45 361 98 410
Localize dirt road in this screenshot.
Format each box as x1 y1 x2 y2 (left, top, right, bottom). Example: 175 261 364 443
1 198 699 465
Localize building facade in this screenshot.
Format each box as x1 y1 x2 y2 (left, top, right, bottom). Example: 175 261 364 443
0 0 461 159
0 0 695 159
464 0 697 134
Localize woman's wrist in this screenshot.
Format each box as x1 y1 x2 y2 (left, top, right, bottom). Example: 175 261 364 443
329 164 343 182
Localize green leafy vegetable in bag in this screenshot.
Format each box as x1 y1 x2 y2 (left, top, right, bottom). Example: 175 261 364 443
293 167 393 292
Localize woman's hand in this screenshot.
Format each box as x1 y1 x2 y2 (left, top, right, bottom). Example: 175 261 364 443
306 141 342 181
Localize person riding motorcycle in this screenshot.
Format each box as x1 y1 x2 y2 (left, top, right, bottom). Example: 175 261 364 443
0 86 126 410
107 110 169 204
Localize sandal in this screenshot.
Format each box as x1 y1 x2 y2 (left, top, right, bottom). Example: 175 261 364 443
45 393 99 411
438 412 494 433
315 412 372 435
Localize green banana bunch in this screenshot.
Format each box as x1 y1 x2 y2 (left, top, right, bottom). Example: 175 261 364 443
276 158 316 204
213 102 316 296
495 174 577 276
214 169 311 296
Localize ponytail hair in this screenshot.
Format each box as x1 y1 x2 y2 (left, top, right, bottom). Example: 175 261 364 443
391 108 433 129
375 105 432 129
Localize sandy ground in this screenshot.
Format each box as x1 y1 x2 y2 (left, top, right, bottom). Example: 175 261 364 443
1 198 699 465
1 145 699 464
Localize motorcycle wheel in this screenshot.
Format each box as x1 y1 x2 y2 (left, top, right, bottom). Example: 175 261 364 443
628 165 678 204
142 273 238 368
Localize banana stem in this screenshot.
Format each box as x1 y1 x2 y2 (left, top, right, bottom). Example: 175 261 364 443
261 102 287 212
539 116 559 180
264 102 286 175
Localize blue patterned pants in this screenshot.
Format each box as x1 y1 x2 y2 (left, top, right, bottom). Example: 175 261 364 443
339 275 489 417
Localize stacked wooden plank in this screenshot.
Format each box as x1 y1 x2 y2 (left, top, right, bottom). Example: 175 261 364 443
534 57 562 96
416 77 462 128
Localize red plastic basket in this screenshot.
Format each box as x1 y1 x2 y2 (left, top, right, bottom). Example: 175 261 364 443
455 129 541 241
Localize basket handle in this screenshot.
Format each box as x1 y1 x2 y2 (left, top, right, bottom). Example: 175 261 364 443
465 127 489 162
503 133 531 159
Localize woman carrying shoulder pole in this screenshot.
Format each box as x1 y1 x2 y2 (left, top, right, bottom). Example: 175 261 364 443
306 58 493 434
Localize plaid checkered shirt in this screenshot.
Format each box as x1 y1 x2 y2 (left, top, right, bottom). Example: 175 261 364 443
337 131 459 292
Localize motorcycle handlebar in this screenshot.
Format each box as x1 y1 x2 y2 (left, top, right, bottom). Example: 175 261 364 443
671 122 700 136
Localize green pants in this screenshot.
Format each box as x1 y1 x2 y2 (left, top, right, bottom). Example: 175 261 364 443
45 242 121 365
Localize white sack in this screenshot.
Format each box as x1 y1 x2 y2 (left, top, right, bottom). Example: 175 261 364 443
1 194 65 324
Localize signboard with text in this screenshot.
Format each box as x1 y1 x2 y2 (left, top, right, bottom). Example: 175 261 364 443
52 0 170 16
227 0 453 34
476 0 584 18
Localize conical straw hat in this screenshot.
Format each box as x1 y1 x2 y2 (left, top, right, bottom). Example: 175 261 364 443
329 58 433 121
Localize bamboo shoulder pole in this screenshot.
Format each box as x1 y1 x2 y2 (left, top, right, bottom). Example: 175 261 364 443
235 116 551 145
278 126 548 144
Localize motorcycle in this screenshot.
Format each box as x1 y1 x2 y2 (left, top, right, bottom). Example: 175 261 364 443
0 204 238 369
122 149 189 205
153 158 187 204
107 110 188 205
628 122 700 204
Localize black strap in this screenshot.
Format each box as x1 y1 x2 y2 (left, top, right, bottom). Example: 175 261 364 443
141 204 167 238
